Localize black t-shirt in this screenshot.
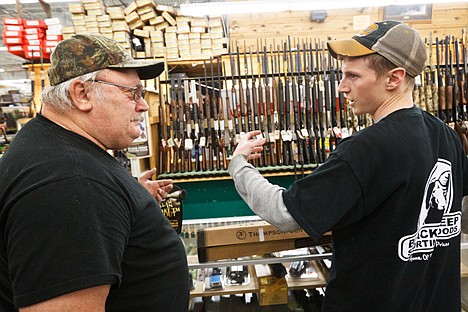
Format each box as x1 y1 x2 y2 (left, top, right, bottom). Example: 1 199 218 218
0 114 189 311
283 106 467 311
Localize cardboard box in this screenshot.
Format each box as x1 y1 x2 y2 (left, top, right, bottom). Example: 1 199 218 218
196 221 332 262
162 11 176 26
156 4 175 14
136 0 154 8
3 17 23 25
124 2 137 16
125 11 140 24
69 4 85 14
256 274 288 306
137 5 154 15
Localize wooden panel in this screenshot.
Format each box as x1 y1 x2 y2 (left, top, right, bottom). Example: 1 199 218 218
229 4 468 53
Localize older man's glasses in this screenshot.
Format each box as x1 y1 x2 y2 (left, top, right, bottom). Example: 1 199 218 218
93 80 146 102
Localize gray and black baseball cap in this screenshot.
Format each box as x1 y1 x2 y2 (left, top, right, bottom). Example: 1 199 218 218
327 21 427 77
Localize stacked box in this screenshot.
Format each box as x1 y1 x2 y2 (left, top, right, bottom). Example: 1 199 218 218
164 26 178 59
150 30 164 57
2 17 62 61
63 0 228 60
44 18 62 54
177 33 190 59
209 17 227 55
3 17 24 58
65 0 133 52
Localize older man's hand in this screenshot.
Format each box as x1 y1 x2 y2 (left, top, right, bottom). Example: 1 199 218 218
138 168 174 203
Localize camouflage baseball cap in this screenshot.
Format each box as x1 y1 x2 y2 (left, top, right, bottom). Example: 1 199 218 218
48 34 164 86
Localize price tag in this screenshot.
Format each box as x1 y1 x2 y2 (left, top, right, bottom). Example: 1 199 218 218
269 132 276 142
281 130 292 142
167 138 175 148
199 136 206 147
185 139 193 150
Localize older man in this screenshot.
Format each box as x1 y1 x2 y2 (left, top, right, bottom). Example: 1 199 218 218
0 34 189 312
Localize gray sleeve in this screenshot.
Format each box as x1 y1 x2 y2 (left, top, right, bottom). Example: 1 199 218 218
463 196 468 234
228 154 301 232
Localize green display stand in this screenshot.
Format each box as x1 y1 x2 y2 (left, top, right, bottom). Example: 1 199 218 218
177 174 303 220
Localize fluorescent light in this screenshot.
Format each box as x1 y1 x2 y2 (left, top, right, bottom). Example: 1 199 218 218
179 0 468 16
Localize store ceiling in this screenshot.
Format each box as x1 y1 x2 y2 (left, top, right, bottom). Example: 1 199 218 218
0 0 216 80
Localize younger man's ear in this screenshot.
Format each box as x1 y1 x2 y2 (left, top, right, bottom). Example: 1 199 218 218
69 80 93 112
386 67 406 90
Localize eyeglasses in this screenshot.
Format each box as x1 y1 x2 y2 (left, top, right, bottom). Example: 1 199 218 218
93 80 146 102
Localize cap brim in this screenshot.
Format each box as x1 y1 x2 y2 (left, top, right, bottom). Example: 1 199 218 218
327 39 375 59
108 59 165 80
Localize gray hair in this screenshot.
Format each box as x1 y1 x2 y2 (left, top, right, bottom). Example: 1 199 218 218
41 71 104 112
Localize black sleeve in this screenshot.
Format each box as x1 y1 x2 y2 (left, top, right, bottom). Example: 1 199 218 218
5 176 129 308
283 155 365 241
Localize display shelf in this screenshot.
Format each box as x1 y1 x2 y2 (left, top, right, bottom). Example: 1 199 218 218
187 253 332 270
188 254 331 299
158 163 316 182
189 266 259 299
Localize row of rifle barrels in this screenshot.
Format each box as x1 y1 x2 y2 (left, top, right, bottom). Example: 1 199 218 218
156 33 468 175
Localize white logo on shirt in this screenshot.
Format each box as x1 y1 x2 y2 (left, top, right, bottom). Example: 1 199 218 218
398 158 461 262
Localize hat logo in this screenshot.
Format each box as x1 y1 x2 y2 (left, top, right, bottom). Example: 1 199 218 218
356 23 379 37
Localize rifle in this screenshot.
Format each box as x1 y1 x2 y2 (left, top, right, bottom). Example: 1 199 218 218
273 44 282 165
243 43 253 133
177 77 186 173
463 28 468 108
257 41 267 166
223 63 234 162
303 42 316 164
168 78 178 172
445 36 454 123
183 79 194 172
455 37 468 118
296 42 310 165
309 42 323 163
158 102 166 174
236 44 246 134
243 41 255 131
277 43 287 165
157 78 167 174
217 57 228 170
281 40 293 166
264 44 276 165
289 36 301 166
164 81 172 173
425 33 436 116
315 40 327 161
229 47 240 136
190 79 201 171
322 42 335 154
210 57 221 170
436 37 447 122
249 48 259 133
203 61 214 171
197 77 208 171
